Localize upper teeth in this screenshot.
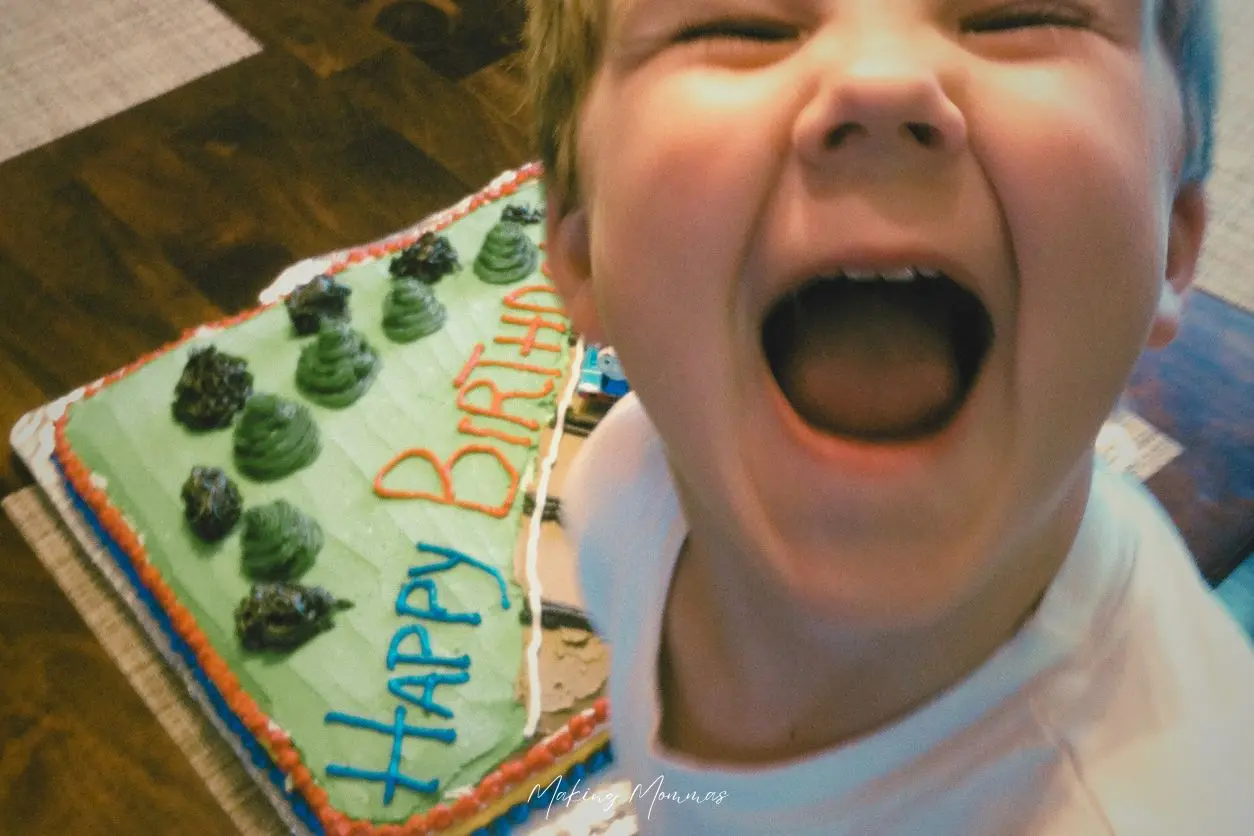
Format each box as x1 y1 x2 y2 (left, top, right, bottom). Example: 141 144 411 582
828 267 943 282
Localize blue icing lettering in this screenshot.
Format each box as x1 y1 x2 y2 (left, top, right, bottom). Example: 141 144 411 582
413 542 511 611
389 671 471 719
387 623 471 671
324 707 456 803
397 577 482 625
326 544 516 805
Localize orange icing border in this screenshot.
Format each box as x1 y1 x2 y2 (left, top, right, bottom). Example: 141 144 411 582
53 163 614 835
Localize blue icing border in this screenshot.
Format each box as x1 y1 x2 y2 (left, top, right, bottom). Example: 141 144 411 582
54 454 615 835
54 456 325 833
471 744 617 836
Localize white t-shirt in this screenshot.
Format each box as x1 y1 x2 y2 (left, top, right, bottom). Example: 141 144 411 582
563 394 1254 835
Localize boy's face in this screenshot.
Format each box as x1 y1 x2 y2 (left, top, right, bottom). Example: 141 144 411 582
548 0 1205 623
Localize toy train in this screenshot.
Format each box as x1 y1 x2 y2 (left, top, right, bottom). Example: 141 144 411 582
576 344 630 401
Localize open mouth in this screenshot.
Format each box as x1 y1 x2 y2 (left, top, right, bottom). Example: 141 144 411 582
761 269 993 443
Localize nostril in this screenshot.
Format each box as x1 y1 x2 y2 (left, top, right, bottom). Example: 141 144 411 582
824 122 866 149
820 121 944 152
904 122 941 148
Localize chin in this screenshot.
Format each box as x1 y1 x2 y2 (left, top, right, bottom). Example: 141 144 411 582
766 505 1005 627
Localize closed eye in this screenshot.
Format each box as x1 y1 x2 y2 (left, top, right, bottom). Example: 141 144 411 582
674 18 797 44
963 3 1093 34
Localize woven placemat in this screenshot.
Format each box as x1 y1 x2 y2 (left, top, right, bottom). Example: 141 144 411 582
0 0 261 164
2 486 287 836
1193 0 1254 314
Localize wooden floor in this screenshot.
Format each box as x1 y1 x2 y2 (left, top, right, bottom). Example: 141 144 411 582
0 2 533 832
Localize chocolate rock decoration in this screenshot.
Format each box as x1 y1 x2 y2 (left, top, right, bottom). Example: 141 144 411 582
240 499 323 580
295 322 381 408
286 274 352 336
382 278 447 343
474 221 539 285
234 582 354 652
500 203 545 225
232 393 320 480
389 232 460 284
181 466 244 542
172 345 254 431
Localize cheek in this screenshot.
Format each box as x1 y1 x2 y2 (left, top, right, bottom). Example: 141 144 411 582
579 77 791 362
589 82 784 251
975 76 1165 421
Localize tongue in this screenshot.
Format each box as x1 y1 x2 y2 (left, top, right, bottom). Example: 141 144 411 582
768 282 963 441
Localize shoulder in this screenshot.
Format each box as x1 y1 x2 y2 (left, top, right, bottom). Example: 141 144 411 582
1055 704 1254 836
1043 468 1254 834
1098 466 1252 661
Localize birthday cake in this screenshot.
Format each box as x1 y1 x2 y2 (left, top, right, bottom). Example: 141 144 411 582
51 166 619 835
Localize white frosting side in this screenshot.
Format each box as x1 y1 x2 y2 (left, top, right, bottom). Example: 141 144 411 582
523 341 586 736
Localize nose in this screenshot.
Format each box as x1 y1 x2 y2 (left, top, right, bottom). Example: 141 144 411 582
793 36 968 167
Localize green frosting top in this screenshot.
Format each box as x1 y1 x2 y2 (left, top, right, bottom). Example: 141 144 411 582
473 221 539 285
383 278 447 344
233 393 320 481
61 183 568 824
296 322 381 408
240 499 324 580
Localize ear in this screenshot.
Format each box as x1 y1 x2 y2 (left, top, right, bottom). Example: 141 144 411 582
1147 183 1207 348
545 195 606 344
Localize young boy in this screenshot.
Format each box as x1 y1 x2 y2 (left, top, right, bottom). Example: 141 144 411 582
527 1 1253 832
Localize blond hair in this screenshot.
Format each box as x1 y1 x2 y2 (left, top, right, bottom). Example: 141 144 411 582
525 0 1218 209
524 0 609 212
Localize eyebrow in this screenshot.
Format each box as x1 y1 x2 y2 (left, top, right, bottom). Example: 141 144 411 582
614 0 802 37
616 0 1149 36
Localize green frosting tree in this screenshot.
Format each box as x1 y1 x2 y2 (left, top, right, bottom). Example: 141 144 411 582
295 322 381 408
383 278 447 343
239 499 324 580
473 220 539 285
233 393 320 481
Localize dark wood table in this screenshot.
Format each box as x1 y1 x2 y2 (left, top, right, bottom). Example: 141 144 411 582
0 1 1251 833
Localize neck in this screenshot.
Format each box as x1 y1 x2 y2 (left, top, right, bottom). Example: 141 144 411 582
658 470 1091 765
